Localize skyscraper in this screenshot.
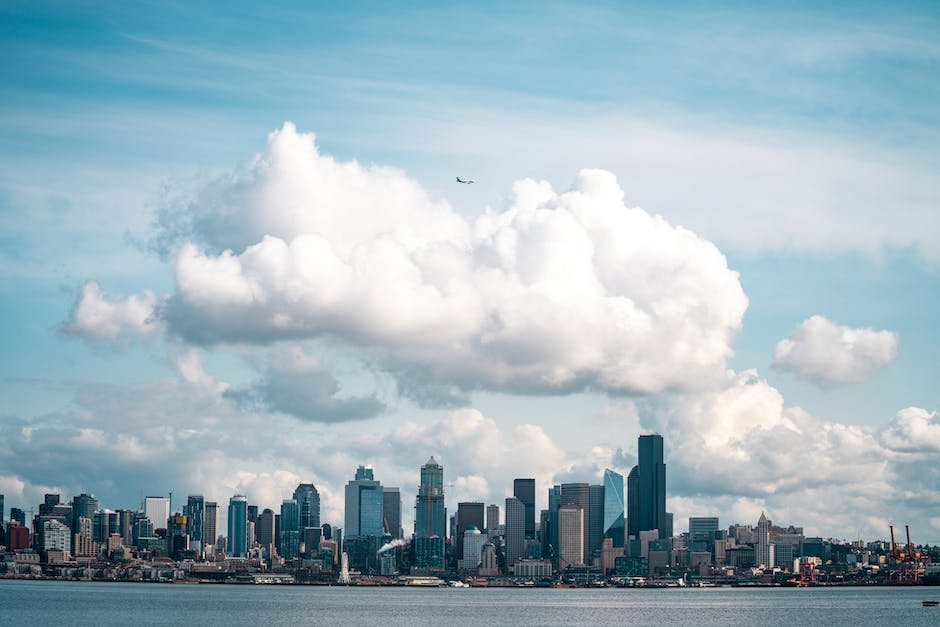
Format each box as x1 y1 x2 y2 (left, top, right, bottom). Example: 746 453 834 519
204 501 219 547
414 457 445 568
71 493 98 533
626 466 639 540
486 504 499 534
513 478 536 539
637 434 667 539
560 483 590 564
185 495 205 550
603 469 625 547
558 507 584 570
504 496 525 572
227 495 248 558
456 502 485 559
755 512 774 569
383 487 402 539
293 483 321 529
588 484 605 561
257 508 275 547
0 493 4 522
345 465 384 538
144 496 170 532
280 499 300 559
545 485 561 562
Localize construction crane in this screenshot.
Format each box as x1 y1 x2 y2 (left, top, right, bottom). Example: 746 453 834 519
889 525 899 560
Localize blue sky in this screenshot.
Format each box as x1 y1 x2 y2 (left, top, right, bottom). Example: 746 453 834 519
1 1 938 540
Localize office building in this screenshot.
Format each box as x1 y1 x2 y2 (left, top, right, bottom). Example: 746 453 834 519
293 483 321 529
689 517 720 541
486 504 499 534
71 493 98 533
755 512 774 569
227 495 249 558
345 465 384 539
560 483 590 564
545 485 560 561
460 527 485 571
42 518 71 556
257 508 276 547
603 469 625 547
280 499 300 559
588 484 605 561
456 502 485 559
632 434 668 540
203 501 219 547
504 496 525 571
558 507 584 570
513 478 536 539
144 496 170 532
414 457 445 569
184 495 205 551
383 487 402 539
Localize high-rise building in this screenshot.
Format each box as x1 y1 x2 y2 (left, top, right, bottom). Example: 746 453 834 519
10 506 27 526
257 508 276 547
504 496 525 571
345 466 384 539
293 483 321 529
560 483 590 564
42 519 71 556
486 504 499 534
144 496 170 532
544 485 561 561
689 517 719 541
755 512 774 569
513 478 536 539
383 487 402 539
414 457 445 569
227 495 249 558
71 493 98 533
204 502 219 547
460 527 485 571
626 466 639 540
588 484 605 562
558 507 584 570
637 434 668 540
456 502 485 559
0 493 4 522
185 495 205 551
603 469 625 547
279 499 300 559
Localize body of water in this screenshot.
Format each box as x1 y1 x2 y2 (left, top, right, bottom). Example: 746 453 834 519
1 580 938 626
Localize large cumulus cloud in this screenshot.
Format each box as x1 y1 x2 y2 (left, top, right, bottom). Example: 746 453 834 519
772 315 898 385
158 122 748 396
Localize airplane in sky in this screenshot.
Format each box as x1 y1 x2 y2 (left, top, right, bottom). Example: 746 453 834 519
456 177 474 184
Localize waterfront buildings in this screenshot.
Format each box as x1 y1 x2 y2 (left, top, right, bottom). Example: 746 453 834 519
558 506 584 570
455 502 484 560
144 497 170 533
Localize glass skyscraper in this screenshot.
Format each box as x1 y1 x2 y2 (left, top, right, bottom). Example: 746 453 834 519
603 469 625 547
344 465 384 539
280 499 300 559
637 434 667 540
292 483 320 529
185 495 205 549
513 478 536 539
414 456 445 568
227 495 248 557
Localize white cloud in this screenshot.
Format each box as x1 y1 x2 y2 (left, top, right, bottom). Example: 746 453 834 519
161 122 748 397
771 315 898 385
882 407 940 453
62 280 161 345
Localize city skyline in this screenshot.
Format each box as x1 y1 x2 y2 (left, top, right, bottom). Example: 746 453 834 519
1 1 939 547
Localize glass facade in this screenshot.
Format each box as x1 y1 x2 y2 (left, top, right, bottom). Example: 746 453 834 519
603 469 625 547
227 495 248 557
292 483 320 529
344 466 384 539
414 457 445 568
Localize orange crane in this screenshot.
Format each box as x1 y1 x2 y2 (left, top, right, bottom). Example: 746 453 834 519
889 525 899 560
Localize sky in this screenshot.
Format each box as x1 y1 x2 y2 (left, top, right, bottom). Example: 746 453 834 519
1 1 939 543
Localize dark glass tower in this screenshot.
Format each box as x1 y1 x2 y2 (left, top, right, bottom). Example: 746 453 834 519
414 456 445 568
513 478 536 539
456 502 485 559
638 434 667 539
293 483 321 529
602 469 625 547
627 465 639 539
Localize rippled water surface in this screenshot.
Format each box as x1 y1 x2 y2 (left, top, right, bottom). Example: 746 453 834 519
2 580 938 626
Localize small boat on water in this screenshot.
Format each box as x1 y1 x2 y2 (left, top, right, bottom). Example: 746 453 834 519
923 600 939 607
